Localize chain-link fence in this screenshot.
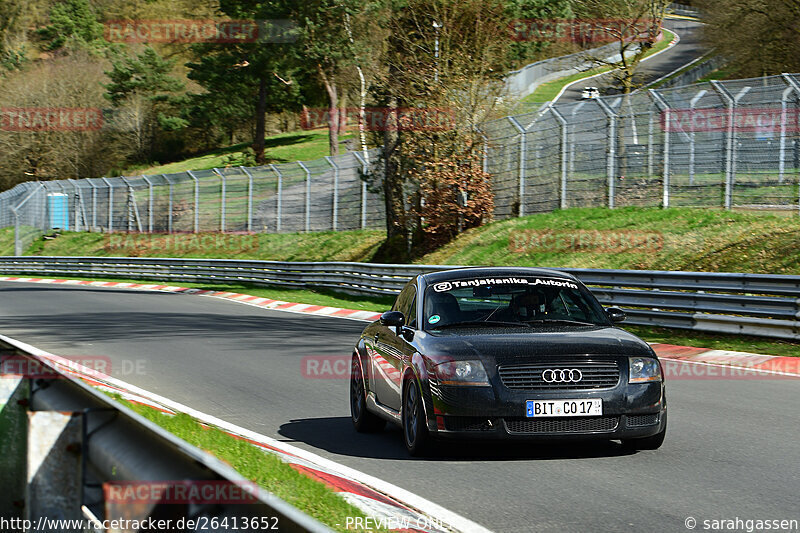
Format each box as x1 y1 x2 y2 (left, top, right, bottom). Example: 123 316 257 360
2 73 800 255
0 149 386 253
485 72 800 216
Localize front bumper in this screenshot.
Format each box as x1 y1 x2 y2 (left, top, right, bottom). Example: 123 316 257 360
426 379 666 441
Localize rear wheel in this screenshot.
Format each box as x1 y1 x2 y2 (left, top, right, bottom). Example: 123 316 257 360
350 355 385 433
402 377 431 456
622 411 667 450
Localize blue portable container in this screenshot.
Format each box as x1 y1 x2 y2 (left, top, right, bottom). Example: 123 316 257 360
47 193 69 230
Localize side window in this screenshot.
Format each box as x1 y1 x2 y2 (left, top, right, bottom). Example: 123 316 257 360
406 296 417 328
392 283 417 322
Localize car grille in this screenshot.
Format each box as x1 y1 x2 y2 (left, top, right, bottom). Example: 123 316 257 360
498 360 620 391
443 416 495 432
627 414 659 427
505 416 619 434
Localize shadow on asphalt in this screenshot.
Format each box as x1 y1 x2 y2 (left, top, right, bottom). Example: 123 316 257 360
278 416 637 461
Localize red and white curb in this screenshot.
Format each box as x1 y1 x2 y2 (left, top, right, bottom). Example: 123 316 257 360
0 277 383 322
651 343 800 378
0 334 489 533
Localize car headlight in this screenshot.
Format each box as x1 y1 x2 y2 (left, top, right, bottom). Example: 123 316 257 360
435 360 490 386
629 357 662 383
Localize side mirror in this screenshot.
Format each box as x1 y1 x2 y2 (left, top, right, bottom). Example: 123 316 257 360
605 307 627 324
380 311 405 334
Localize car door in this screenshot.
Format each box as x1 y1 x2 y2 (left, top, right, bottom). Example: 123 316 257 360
372 282 417 411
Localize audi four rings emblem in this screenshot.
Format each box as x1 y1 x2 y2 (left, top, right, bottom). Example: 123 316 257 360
542 369 583 383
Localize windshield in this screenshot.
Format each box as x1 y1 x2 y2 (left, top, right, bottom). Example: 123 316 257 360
423 276 610 330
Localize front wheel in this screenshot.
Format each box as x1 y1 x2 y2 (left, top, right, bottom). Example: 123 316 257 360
350 355 385 433
402 377 431 456
622 411 667 450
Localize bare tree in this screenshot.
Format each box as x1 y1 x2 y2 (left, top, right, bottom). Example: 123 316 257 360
574 0 670 94
373 0 511 258
0 52 131 190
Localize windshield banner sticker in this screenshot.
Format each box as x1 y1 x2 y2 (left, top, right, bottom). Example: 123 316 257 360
432 277 578 292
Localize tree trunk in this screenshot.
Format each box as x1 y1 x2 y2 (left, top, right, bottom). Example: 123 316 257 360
253 75 267 164
318 66 340 157
382 96 404 240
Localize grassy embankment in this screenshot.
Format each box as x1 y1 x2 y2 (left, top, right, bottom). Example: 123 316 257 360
114 396 383 533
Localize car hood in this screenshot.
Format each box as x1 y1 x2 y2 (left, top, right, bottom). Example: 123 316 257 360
416 326 654 363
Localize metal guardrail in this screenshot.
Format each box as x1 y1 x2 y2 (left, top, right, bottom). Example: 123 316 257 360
0 257 798 340
0 335 332 530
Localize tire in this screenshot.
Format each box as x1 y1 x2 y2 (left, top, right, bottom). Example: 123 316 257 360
622 411 667 451
350 355 385 433
402 376 431 456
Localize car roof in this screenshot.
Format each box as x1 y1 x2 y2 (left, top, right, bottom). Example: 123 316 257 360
420 266 579 284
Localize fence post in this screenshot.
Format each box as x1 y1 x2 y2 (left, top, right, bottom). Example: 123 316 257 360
141 175 154 232
647 108 655 178
67 179 81 232
10 183 45 255
298 162 311 232
101 177 114 232
596 98 617 209
186 171 200 233
688 90 707 185
781 74 800 186
549 107 569 209
88 179 98 231
712 81 751 210
352 152 369 230
120 177 142 233
214 168 226 232
325 156 339 231
650 90 671 208
270 164 283 232
508 117 527 217
161 174 173 233
240 167 254 232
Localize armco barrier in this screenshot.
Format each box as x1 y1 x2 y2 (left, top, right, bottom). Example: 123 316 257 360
0 257 798 340
0 337 331 530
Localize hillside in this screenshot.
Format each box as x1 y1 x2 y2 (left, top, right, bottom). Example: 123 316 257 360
418 207 800 274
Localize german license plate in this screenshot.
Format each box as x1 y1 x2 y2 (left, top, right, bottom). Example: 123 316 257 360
526 399 602 417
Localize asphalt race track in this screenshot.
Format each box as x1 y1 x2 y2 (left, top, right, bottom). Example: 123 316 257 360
558 19 706 104
1 282 798 532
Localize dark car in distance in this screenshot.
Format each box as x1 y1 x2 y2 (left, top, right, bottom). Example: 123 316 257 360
350 267 667 455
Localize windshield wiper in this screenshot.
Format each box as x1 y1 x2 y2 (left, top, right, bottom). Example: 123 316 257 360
525 318 598 326
432 320 530 329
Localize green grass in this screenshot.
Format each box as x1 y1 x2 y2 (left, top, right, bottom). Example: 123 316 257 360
418 206 800 275
0 227 15 256
694 64 741 84
125 130 355 176
521 29 676 104
648 52 719 89
115 397 382 532
26 229 386 262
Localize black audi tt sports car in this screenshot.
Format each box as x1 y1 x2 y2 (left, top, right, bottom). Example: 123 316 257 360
350 267 667 455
